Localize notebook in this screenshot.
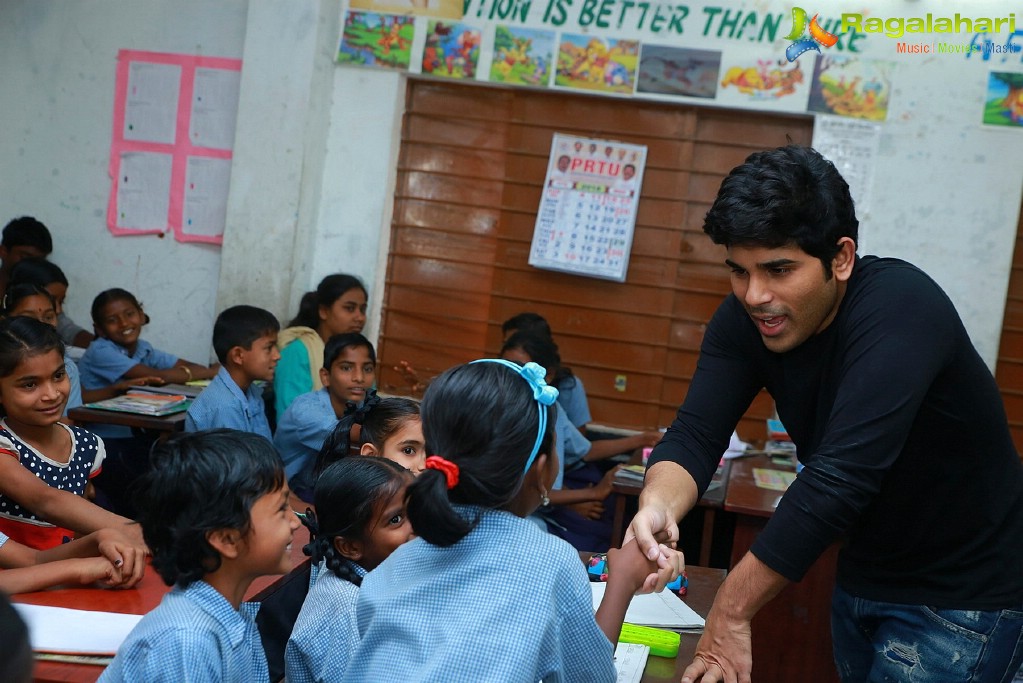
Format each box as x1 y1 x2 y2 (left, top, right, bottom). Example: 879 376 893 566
591 584 706 630
85 392 190 416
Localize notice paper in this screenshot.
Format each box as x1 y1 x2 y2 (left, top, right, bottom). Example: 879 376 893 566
13 603 142 656
614 642 650 683
591 584 705 629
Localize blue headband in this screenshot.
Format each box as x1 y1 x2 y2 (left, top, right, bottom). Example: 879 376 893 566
470 359 559 474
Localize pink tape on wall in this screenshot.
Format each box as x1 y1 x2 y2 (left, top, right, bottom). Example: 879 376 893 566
108 50 242 245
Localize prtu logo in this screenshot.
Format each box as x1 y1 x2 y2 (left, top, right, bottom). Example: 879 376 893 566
784 7 839 61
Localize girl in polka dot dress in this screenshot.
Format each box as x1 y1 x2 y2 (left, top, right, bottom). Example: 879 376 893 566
0 316 142 551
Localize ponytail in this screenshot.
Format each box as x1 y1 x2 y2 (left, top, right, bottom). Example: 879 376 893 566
300 508 365 586
308 457 410 582
405 469 473 547
288 291 319 329
405 362 555 548
314 391 382 477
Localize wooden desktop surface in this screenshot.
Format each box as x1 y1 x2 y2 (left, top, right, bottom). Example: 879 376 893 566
19 522 721 683
641 565 725 683
66 406 186 433
19 525 311 683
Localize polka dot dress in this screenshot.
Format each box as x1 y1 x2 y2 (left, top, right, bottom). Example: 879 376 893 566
0 420 106 549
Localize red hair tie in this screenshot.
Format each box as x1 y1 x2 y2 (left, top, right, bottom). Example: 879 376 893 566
424 455 459 489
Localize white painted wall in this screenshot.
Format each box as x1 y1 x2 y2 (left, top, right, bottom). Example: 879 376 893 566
3 0 1022 371
0 0 247 363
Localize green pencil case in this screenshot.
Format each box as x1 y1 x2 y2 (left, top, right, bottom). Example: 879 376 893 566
619 623 681 658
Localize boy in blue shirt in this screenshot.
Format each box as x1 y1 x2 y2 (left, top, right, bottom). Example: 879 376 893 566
100 429 300 683
186 305 280 439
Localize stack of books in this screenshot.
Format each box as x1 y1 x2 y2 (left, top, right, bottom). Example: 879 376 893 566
85 392 190 416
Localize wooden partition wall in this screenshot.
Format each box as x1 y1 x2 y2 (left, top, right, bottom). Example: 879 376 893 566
376 79 813 436
995 203 1023 458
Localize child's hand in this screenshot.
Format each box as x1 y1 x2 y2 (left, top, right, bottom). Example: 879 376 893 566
606 537 660 596
72 557 128 588
594 465 623 499
117 377 163 391
567 500 605 520
94 528 148 584
637 544 685 594
640 431 663 448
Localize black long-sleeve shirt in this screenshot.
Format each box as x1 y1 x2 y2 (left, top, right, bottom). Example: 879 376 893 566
649 256 1023 609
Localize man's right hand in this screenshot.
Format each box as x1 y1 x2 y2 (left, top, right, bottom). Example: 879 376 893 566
625 503 683 592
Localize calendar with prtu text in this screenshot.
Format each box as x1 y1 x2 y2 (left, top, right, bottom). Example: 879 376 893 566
529 134 646 283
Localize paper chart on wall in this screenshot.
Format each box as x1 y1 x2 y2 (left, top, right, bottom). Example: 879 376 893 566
812 114 881 218
108 50 242 244
529 133 645 283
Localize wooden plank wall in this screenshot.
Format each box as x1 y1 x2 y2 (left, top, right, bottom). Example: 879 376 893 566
995 204 1023 458
377 79 813 439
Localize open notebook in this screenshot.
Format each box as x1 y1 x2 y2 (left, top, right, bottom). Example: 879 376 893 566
591 584 706 630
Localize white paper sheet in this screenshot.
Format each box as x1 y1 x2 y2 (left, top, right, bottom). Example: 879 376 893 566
13 603 142 656
116 151 173 229
189 67 241 150
124 61 181 144
614 642 650 683
183 155 232 237
591 584 706 629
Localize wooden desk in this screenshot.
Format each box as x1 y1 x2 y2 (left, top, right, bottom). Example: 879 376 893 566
640 565 725 683
724 455 839 683
66 406 186 434
19 526 310 683
610 460 731 567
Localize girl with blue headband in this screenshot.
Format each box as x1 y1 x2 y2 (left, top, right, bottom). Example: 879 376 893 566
341 359 681 682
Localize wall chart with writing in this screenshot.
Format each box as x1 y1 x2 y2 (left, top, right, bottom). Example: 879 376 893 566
529 133 646 282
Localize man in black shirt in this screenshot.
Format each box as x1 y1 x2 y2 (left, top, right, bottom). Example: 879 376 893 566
630 146 1023 682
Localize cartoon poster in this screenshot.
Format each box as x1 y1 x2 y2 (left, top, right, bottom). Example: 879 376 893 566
489 26 554 87
338 12 415 69
349 0 461 20
529 133 646 283
715 53 812 113
555 35 639 95
422 21 481 79
982 71 1023 127
637 46 721 98
807 55 892 121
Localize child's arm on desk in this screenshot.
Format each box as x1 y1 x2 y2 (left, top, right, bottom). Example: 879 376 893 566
550 466 623 519
121 359 218 384
0 456 147 551
583 432 661 462
82 376 164 403
595 538 658 646
0 528 144 593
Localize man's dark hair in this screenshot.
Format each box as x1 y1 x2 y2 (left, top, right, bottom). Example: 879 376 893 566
134 429 286 587
703 145 858 277
212 305 281 364
2 216 53 254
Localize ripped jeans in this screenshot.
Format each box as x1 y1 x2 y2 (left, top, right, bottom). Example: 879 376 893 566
832 584 1023 683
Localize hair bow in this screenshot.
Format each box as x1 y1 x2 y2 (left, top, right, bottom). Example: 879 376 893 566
345 390 380 426
519 362 559 406
469 358 560 475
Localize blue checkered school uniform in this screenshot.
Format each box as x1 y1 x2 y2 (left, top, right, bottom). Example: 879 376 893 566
285 561 366 683
185 366 271 439
98 580 268 683
343 506 616 683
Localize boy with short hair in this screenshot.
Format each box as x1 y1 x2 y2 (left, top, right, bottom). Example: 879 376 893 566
99 430 300 683
0 216 53 296
186 305 280 439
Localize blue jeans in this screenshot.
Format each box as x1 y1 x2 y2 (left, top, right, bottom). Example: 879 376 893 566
832 584 1023 682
